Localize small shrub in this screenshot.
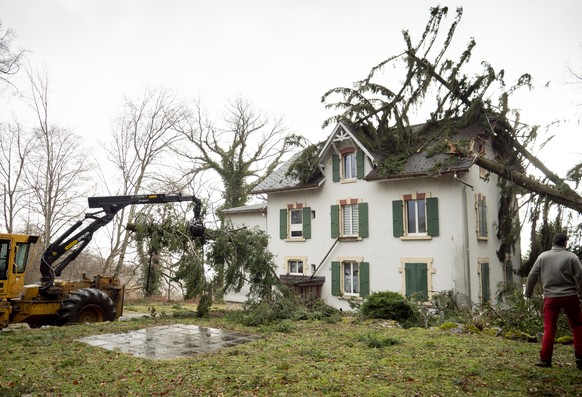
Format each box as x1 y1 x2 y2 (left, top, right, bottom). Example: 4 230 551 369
196 293 212 318
439 321 460 331
357 332 400 348
360 291 420 327
272 320 296 333
232 288 341 327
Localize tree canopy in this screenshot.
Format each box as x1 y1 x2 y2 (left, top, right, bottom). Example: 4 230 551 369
318 6 581 272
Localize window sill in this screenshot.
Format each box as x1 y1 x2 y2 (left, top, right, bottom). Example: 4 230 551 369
477 236 489 241
285 238 306 242
400 236 432 241
339 236 362 242
340 178 357 184
338 295 363 302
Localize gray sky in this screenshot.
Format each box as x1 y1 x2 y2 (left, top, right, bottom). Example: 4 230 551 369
1 0 581 173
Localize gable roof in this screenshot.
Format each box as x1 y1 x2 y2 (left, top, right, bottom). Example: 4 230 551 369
318 121 377 165
252 152 325 194
221 203 267 215
251 120 491 194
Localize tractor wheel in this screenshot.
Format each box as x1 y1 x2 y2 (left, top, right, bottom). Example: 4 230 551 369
57 288 116 325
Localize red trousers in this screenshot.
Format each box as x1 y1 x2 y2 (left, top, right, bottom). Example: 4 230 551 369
540 295 582 363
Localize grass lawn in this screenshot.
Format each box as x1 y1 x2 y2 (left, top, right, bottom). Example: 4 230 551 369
1 306 581 397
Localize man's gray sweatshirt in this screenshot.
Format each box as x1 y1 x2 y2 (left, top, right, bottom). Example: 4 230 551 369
525 246 582 298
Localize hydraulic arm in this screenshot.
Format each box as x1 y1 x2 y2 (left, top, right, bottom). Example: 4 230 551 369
39 193 204 292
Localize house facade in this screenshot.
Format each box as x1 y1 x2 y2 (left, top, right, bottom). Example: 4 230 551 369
224 121 521 310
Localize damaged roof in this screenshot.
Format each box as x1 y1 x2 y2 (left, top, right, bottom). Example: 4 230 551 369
252 152 325 194
252 120 490 194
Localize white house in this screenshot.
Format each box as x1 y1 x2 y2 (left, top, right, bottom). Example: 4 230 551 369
224 120 521 310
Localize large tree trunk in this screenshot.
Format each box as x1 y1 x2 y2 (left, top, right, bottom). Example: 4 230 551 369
474 156 582 212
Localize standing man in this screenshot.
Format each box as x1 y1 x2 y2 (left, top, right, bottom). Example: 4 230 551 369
525 232 582 369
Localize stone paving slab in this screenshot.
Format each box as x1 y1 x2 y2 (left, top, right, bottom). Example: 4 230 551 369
78 324 260 360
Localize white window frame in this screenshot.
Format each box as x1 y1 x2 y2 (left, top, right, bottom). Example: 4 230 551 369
343 152 357 180
342 260 360 296
341 203 359 237
288 259 304 275
405 198 427 236
289 208 303 238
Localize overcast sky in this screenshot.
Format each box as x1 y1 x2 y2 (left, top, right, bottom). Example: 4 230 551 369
1 0 581 174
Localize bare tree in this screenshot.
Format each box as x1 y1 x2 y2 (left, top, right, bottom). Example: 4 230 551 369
25 68 90 246
0 119 35 233
0 21 25 91
102 87 189 276
177 97 302 213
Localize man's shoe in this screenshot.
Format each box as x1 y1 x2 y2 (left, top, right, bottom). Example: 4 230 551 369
535 361 552 368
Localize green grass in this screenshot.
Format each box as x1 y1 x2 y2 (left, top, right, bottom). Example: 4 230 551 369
1 314 581 396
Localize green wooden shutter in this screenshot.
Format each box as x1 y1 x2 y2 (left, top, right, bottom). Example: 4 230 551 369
426 197 439 237
302 207 311 239
359 262 370 297
479 198 488 237
331 261 340 296
279 209 287 239
356 150 365 179
358 202 369 238
392 200 404 237
330 205 339 238
481 262 490 303
405 263 428 301
332 154 340 182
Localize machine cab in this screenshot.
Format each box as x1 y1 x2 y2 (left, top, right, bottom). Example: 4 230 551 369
0 234 39 299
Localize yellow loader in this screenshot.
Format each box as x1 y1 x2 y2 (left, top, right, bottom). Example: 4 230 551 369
0 193 204 328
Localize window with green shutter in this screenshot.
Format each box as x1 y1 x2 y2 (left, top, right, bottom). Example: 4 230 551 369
302 207 311 239
359 262 369 297
392 200 404 237
280 206 311 240
330 205 339 238
332 154 340 182
332 150 365 181
279 209 287 239
426 197 439 237
331 261 340 296
358 202 368 238
405 262 428 301
393 196 438 238
476 194 488 239
331 202 368 239
331 260 369 298
356 150 365 179
480 262 490 303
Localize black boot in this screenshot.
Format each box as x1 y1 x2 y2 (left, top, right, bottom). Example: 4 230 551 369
535 360 552 368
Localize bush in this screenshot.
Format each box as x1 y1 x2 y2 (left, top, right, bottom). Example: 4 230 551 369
360 291 420 327
357 332 400 348
230 287 341 327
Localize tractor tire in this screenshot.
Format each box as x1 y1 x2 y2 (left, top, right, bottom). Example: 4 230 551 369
57 288 116 325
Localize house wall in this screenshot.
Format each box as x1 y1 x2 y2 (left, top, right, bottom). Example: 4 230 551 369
224 135 521 309
263 155 520 310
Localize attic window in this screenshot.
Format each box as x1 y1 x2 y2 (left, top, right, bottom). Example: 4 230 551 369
332 149 364 182
343 152 357 180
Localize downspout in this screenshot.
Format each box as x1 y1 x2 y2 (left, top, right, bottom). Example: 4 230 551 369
455 173 473 307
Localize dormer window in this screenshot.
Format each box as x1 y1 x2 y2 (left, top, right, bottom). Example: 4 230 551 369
332 148 364 182
343 152 357 180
